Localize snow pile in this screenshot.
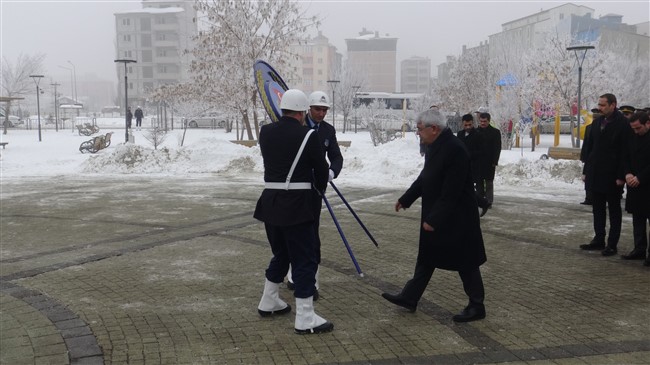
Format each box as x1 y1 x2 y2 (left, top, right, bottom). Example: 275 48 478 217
497 158 583 187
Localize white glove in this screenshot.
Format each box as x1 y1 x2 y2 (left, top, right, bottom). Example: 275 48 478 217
328 169 335 182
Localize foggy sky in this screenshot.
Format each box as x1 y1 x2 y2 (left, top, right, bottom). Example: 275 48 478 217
1 0 648 95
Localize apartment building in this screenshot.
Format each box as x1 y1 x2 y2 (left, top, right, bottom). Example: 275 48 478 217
346 28 397 93
114 0 197 109
289 31 342 95
400 56 431 93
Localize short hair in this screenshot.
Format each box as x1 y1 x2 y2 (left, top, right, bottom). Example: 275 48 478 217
599 93 617 105
461 113 474 122
416 109 447 129
479 112 491 121
630 111 649 125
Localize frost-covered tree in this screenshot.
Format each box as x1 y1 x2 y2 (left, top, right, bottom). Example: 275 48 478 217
143 127 168 150
1 53 45 134
438 44 490 114
188 0 319 141
331 63 367 133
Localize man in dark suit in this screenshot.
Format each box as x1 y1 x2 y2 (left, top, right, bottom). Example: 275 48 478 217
579 109 599 205
286 91 343 299
621 111 650 265
579 93 631 256
382 108 488 323
477 112 501 206
254 89 333 334
457 113 490 217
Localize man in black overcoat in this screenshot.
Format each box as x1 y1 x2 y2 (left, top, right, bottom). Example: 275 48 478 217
580 93 631 256
621 112 650 265
254 89 333 334
477 112 501 205
382 109 488 323
286 90 343 299
457 114 482 190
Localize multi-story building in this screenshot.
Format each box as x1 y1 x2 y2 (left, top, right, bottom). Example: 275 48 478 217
114 0 197 109
289 31 342 95
346 28 397 93
400 56 431 93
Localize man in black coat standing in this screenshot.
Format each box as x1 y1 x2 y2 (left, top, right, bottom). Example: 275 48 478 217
254 89 333 334
382 108 488 323
477 112 501 206
286 91 343 298
457 114 482 191
579 93 630 256
621 111 650 265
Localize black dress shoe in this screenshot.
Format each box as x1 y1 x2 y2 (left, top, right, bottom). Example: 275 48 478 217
601 247 618 256
381 292 416 312
480 206 489 217
294 321 334 335
621 249 646 260
580 200 592 205
580 240 606 250
452 305 486 323
258 304 292 317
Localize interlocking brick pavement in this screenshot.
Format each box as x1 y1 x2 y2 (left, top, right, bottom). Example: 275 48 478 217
1 176 648 364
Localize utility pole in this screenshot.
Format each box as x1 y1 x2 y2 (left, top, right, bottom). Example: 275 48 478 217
50 82 60 132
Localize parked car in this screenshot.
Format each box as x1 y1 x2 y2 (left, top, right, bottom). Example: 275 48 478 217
539 115 576 134
0 111 22 127
185 115 228 129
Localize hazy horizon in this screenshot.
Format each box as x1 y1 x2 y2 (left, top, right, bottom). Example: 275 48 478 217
1 0 648 95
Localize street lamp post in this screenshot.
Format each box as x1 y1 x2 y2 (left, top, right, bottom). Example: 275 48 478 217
566 45 595 149
58 65 74 102
67 60 77 102
327 80 340 131
29 75 44 142
352 85 361 133
51 82 60 132
114 59 137 143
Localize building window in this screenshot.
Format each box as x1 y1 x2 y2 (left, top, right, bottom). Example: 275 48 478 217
124 50 132 58
128 66 133 74
318 58 323 64
157 33 166 41
122 18 130 26
143 66 153 78
559 13 564 20
317 69 323 75
142 50 153 62
141 34 152 47
158 65 167 73
140 18 151 31
128 82 133 90
123 34 131 42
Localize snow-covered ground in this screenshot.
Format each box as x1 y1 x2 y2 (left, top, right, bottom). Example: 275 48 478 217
0 118 585 203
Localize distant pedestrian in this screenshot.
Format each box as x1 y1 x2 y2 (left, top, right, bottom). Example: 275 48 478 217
477 112 501 206
621 111 650 265
382 108 488 323
579 93 631 256
135 106 144 131
126 107 133 130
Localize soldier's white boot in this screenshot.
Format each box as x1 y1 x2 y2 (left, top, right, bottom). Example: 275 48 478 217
258 279 291 317
294 297 333 334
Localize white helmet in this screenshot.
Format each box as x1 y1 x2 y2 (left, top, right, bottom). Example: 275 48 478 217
280 89 309 111
309 91 330 108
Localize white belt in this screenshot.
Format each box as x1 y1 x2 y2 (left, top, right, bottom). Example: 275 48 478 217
265 182 312 190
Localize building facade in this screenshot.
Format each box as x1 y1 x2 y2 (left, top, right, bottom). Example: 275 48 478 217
288 31 342 95
114 0 197 109
346 28 397 93
400 56 431 93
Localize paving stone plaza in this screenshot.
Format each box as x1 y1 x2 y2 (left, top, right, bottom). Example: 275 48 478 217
1 176 648 364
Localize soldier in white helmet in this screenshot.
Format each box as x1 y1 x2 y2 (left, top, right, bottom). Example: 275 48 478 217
286 91 343 301
254 89 334 334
